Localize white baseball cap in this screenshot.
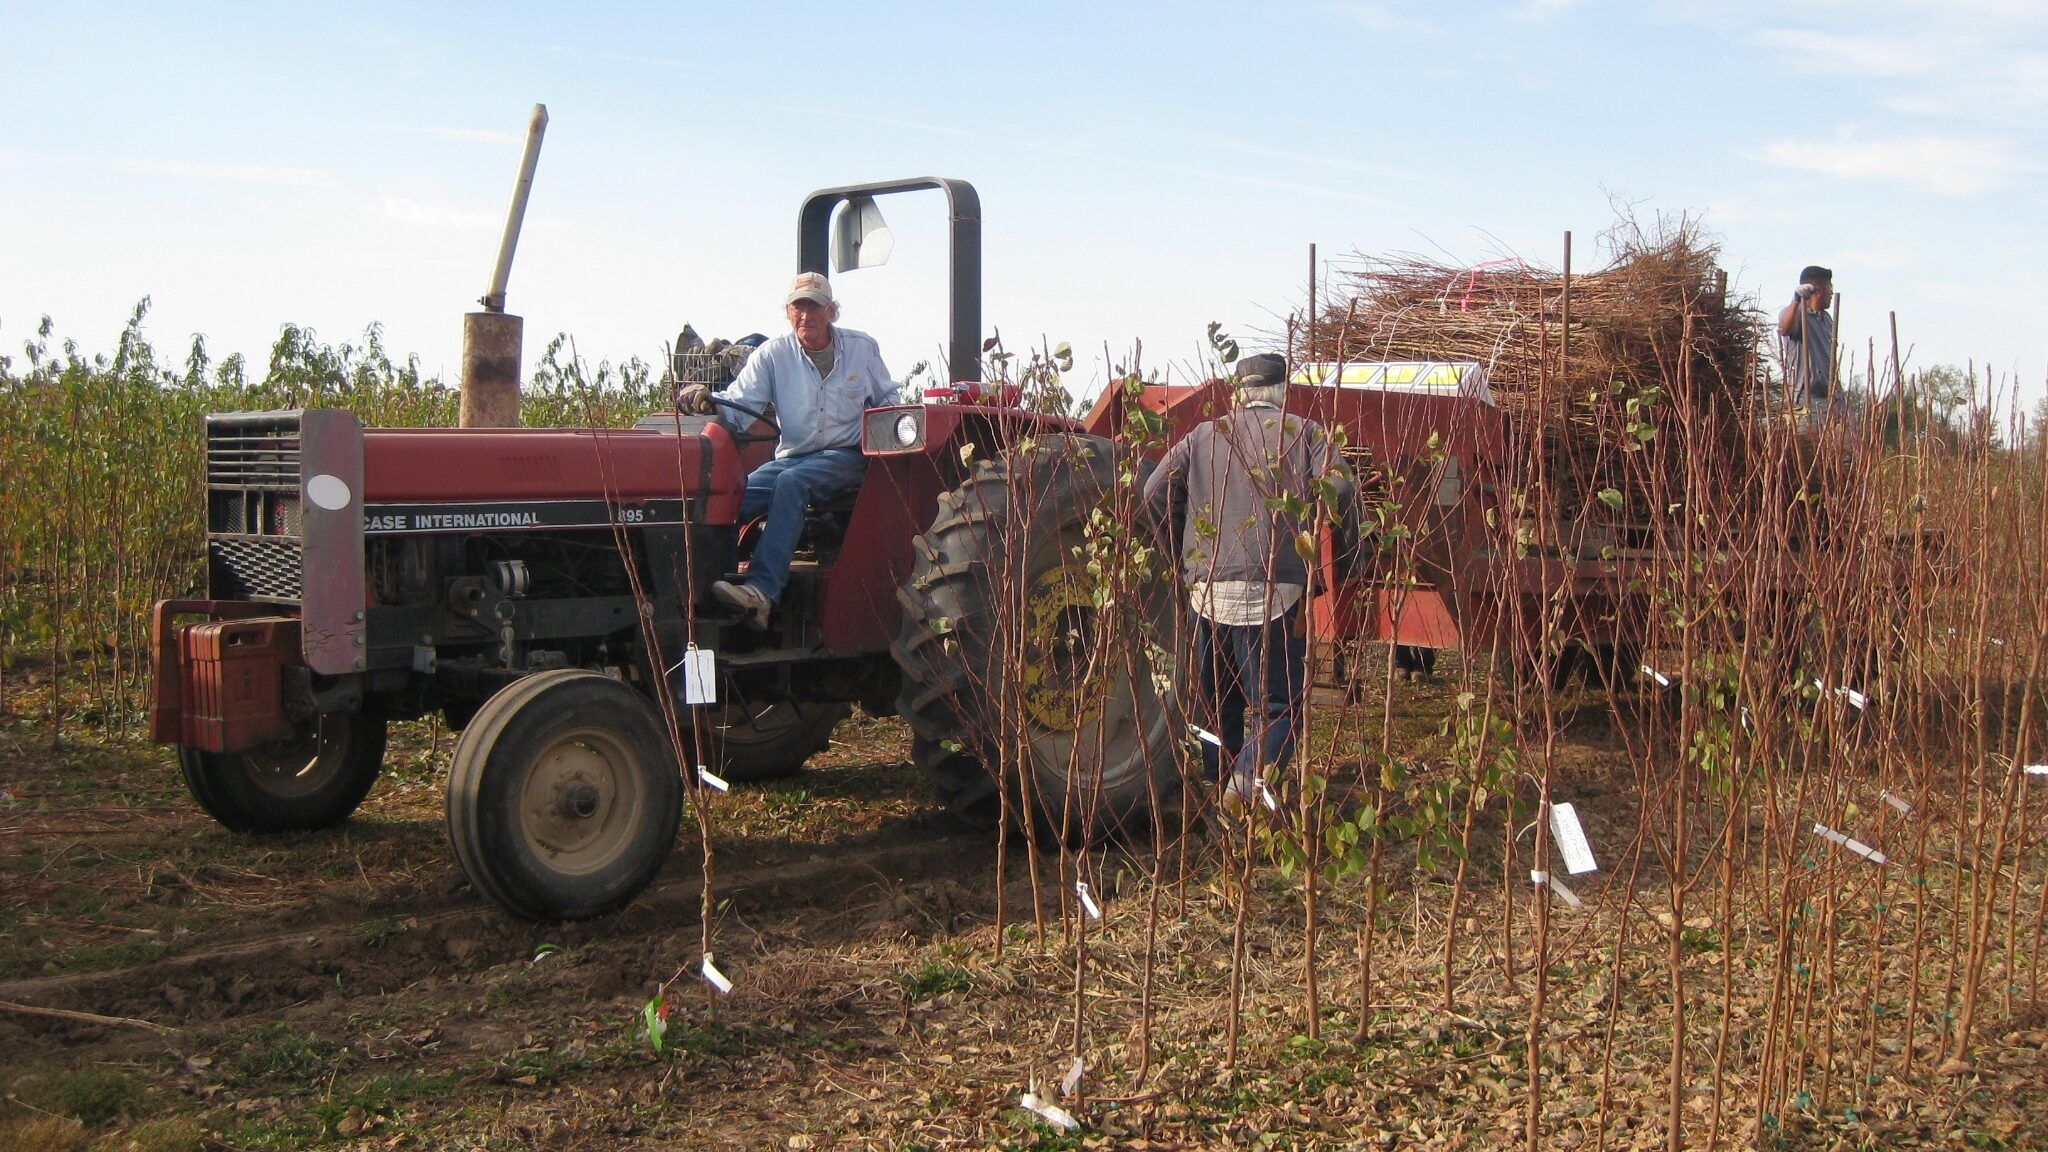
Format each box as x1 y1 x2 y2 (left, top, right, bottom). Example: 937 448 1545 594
786 272 834 307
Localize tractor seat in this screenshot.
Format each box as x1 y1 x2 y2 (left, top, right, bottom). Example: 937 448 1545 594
795 487 861 555
732 486 863 562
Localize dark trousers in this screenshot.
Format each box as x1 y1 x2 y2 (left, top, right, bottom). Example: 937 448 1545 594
1193 607 1306 786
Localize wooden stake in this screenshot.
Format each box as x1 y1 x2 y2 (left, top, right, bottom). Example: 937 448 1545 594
1561 231 1573 374
0 998 177 1036
1890 311 1905 443
1307 242 1318 370
1831 290 1843 397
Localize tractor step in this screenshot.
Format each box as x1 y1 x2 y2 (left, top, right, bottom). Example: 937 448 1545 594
717 645 832 668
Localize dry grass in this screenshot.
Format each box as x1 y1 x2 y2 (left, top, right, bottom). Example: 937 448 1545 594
0 1115 87 1152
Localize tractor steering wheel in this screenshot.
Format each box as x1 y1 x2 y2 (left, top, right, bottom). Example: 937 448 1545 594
707 396 781 446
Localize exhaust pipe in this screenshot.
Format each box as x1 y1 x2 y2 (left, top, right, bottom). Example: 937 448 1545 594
460 103 548 428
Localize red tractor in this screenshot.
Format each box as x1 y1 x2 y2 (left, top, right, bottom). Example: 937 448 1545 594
150 178 1179 921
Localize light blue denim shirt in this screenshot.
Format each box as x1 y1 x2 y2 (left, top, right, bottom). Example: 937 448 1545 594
713 328 898 458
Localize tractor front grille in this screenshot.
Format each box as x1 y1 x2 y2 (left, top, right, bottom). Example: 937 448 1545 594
205 413 305 602
207 537 305 601
206 431 301 486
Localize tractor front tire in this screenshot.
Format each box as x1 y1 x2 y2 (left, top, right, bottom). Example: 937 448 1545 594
445 671 681 921
178 711 386 833
892 434 1178 844
707 700 850 784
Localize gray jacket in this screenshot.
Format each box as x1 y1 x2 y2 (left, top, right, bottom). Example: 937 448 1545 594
1142 405 1356 589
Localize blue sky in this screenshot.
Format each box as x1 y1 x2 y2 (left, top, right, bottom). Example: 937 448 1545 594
3 1 2043 405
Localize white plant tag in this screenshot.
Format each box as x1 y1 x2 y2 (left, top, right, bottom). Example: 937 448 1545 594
1813 822 1888 865
2025 764 2048 777
1190 725 1224 747
1531 870 1583 909
1880 789 1913 815
701 953 733 995
697 766 730 792
1019 1093 1079 1132
680 646 716 705
1810 678 1869 710
1075 882 1101 921
1059 1057 1085 1098
1257 780 1280 812
1549 803 1598 875
1640 664 1671 687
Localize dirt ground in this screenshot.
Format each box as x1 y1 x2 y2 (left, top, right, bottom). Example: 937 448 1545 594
2 667 2046 1151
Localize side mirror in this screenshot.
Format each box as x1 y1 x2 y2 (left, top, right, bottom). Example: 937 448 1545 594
831 196 894 273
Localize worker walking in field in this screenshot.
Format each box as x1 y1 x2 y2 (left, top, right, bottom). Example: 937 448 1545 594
1143 352 1356 817
680 272 898 628
1777 265 1841 428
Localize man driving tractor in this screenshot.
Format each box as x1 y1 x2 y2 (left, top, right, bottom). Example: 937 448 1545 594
679 271 899 628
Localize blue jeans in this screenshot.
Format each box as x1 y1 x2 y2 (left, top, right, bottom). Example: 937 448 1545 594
1192 607 1307 786
737 447 867 602
1800 391 1850 433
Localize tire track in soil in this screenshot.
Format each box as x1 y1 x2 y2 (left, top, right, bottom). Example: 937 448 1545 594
0 820 995 1035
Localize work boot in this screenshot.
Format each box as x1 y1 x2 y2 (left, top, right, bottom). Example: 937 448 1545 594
711 580 772 630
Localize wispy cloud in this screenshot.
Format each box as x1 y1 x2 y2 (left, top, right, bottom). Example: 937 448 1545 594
0 149 328 186
743 100 992 142
1319 2 1436 34
1837 246 1914 270
1881 53 2048 119
1207 137 1422 184
743 99 1386 203
381 196 497 230
1752 28 1929 76
1746 4 2048 118
537 44 695 72
1759 133 2020 195
1509 0 1588 23
110 157 330 185
375 124 518 145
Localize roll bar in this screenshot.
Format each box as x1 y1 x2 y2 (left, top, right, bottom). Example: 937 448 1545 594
797 178 982 386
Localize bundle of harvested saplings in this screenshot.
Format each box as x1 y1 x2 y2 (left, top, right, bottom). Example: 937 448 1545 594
1303 220 1767 553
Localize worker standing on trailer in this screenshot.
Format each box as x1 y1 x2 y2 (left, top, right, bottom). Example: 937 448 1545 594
1143 352 1355 817
1777 265 1841 428
680 272 897 628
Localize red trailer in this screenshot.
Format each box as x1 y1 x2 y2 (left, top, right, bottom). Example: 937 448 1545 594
1082 360 1647 686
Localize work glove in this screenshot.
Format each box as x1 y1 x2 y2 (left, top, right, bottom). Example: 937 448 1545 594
1794 283 1817 300
718 342 756 380
678 383 714 414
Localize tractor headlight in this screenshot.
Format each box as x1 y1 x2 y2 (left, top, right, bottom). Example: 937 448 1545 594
863 406 925 452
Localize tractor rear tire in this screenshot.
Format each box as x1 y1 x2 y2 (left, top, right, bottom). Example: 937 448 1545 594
892 434 1178 844
445 671 681 921
913 733 1003 828
708 700 850 783
178 711 386 833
